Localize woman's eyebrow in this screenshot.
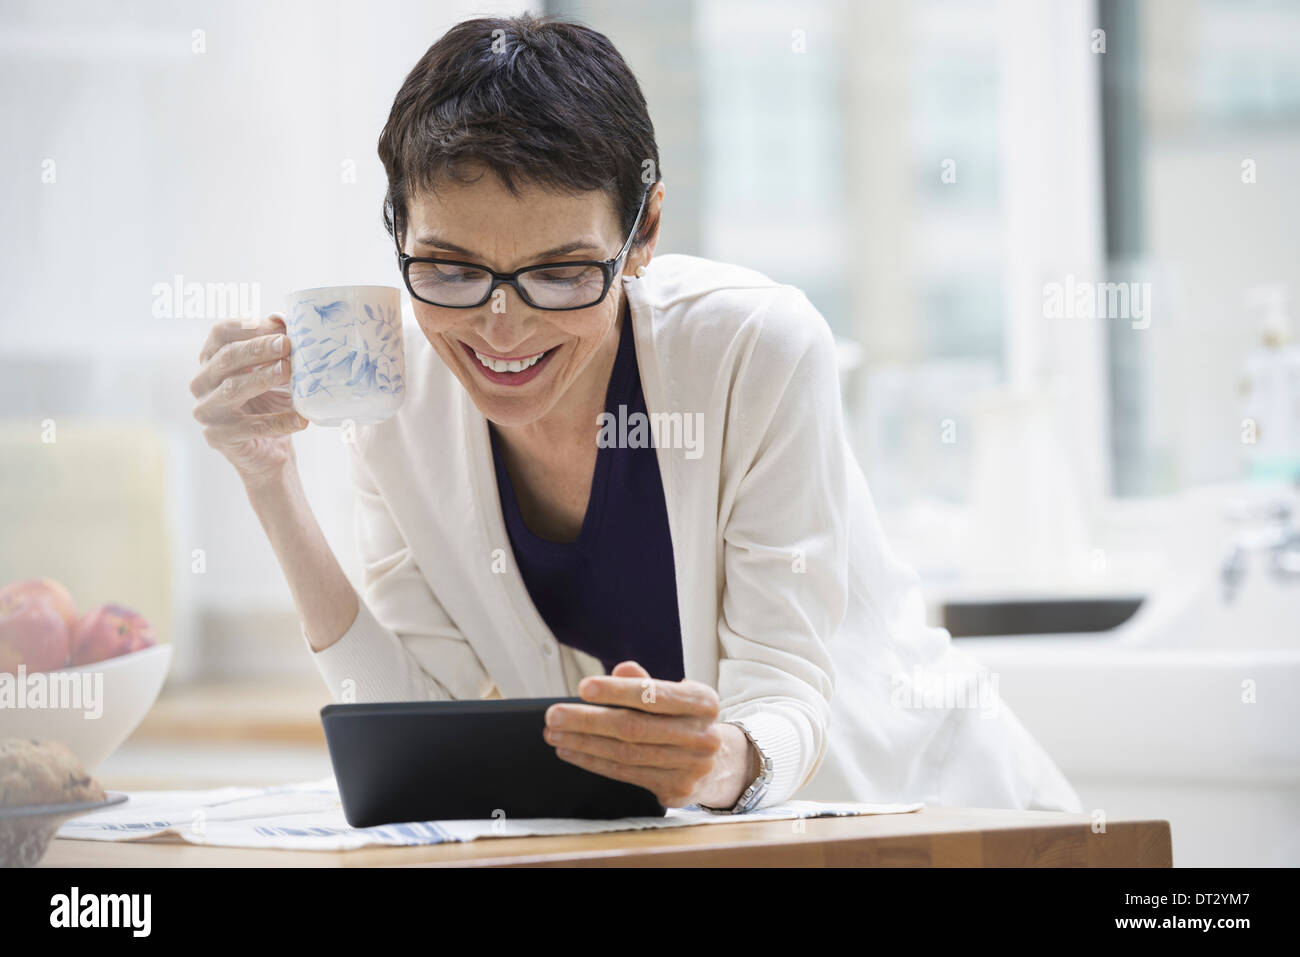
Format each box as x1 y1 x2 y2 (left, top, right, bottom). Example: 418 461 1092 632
413 235 604 261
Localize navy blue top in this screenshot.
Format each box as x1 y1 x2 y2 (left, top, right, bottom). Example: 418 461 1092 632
489 314 685 681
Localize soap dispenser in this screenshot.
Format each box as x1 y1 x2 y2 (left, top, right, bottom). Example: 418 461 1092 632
1240 283 1300 482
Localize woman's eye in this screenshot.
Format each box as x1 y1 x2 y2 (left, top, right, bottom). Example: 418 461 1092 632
533 266 594 284
432 265 483 282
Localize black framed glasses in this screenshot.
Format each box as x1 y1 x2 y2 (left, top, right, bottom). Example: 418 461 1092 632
396 186 651 311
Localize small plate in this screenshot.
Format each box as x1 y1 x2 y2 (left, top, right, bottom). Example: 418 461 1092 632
0 791 128 867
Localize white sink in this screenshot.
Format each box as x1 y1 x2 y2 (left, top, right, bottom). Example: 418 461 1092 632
954 562 1300 866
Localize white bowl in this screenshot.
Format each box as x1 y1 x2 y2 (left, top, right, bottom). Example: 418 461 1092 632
0 644 172 772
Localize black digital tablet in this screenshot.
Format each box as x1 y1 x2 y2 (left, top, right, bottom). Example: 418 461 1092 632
321 696 667 827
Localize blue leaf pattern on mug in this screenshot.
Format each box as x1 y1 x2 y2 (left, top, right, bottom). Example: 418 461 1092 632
312 300 348 322
330 349 357 374
288 295 404 407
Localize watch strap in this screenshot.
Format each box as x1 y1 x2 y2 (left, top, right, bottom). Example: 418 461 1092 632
700 719 774 814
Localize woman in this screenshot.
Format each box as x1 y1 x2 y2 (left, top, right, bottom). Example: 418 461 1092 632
190 13 1080 814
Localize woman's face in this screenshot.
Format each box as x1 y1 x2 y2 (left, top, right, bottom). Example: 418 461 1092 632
401 172 656 429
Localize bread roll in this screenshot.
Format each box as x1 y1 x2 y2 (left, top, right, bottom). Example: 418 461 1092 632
0 738 106 808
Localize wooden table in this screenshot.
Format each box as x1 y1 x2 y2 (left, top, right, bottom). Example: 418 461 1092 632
46 679 1171 866
41 806 1171 867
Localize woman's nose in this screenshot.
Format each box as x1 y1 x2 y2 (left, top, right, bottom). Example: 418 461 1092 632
476 298 538 350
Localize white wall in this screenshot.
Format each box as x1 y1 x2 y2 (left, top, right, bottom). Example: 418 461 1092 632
0 0 538 680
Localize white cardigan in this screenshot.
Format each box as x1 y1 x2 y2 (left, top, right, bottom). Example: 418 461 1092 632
303 253 1082 813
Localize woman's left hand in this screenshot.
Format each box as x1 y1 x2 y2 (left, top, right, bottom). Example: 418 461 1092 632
544 661 758 809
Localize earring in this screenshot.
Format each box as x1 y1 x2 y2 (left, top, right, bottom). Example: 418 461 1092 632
635 265 647 278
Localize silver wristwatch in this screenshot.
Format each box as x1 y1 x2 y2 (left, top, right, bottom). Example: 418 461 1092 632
701 719 774 814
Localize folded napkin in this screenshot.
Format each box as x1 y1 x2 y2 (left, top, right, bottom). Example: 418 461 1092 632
55 777 923 851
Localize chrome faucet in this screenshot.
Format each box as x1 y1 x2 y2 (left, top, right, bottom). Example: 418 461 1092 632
1221 499 1300 603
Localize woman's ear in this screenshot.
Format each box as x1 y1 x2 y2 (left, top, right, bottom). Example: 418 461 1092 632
626 181 664 276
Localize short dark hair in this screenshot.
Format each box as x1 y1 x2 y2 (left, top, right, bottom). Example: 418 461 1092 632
378 13 661 258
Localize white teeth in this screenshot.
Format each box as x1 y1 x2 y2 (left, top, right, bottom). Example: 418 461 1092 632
474 349 548 373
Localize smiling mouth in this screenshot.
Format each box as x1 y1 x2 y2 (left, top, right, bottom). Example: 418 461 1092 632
470 346 552 373
459 341 560 384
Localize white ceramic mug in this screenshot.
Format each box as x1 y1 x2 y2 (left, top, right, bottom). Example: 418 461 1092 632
285 285 404 426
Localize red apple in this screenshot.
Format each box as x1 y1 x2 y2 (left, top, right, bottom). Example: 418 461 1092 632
0 578 78 636
69 603 157 666
0 592 70 675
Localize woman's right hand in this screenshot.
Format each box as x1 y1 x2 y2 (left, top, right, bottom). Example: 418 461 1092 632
190 312 309 489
